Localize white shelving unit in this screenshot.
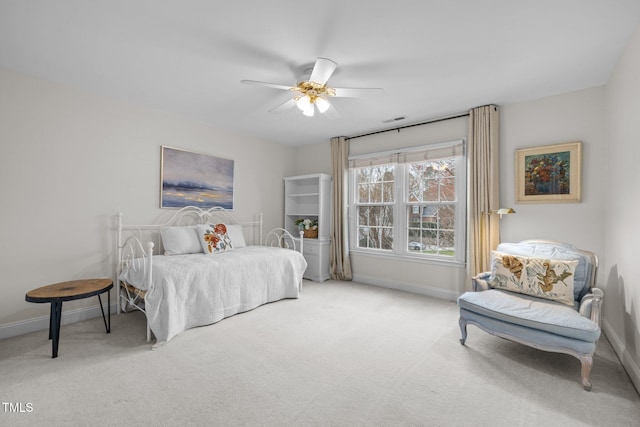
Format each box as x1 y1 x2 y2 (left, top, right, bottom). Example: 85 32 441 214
284 173 331 282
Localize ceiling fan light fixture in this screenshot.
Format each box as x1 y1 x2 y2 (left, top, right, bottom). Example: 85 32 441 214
296 95 311 111
303 104 315 117
315 96 330 113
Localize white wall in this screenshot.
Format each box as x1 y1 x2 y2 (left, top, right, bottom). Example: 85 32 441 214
0 68 296 335
293 141 331 175
296 95 608 300
604 22 640 391
295 117 469 300
499 87 607 282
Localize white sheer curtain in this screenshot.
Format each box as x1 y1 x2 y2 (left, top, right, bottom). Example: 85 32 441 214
329 136 353 280
468 105 500 278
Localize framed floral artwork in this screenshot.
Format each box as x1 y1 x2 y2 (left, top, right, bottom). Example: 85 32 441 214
161 146 234 209
515 141 581 203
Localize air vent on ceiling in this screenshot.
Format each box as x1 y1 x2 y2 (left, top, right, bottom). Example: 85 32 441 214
382 115 407 124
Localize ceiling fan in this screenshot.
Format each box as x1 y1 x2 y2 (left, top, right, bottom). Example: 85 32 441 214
240 57 384 119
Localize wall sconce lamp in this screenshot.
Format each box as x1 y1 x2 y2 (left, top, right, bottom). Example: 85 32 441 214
489 208 516 219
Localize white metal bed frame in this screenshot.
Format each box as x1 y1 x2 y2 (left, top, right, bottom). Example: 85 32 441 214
115 206 303 341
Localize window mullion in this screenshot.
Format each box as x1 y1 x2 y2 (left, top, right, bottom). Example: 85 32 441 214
396 164 405 255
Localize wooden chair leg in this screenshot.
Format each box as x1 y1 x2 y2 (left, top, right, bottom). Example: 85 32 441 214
459 317 468 345
580 355 593 391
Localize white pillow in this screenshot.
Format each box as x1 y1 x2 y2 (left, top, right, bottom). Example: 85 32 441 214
160 226 202 255
226 224 246 248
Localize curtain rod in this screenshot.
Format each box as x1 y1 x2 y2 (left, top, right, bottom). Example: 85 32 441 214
346 112 470 141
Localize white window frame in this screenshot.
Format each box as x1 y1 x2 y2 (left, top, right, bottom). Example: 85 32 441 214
348 139 466 265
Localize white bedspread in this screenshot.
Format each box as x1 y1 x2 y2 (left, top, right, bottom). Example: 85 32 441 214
119 246 307 344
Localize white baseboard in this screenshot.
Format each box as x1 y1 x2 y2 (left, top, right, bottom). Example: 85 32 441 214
352 273 460 302
0 303 117 341
602 318 640 394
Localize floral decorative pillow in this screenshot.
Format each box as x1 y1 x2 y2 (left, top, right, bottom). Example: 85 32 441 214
489 251 578 306
489 251 526 289
196 223 233 254
522 257 577 306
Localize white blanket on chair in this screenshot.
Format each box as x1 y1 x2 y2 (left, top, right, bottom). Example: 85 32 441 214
119 246 307 344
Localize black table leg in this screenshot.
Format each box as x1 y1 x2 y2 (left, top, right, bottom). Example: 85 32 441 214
48 304 54 340
51 301 62 358
98 292 110 334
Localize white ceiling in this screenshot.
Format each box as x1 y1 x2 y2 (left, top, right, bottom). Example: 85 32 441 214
1 1 639 146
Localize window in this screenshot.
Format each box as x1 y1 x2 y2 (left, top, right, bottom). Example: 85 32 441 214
355 164 395 250
349 140 466 263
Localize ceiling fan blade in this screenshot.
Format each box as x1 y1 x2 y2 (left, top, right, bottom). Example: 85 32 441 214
322 102 341 120
240 80 294 91
268 98 297 113
332 87 385 97
309 58 337 86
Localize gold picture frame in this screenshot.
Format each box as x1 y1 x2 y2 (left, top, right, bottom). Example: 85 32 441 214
515 141 581 203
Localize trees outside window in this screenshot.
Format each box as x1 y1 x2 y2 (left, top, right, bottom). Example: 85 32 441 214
406 159 457 256
355 165 395 250
350 140 465 263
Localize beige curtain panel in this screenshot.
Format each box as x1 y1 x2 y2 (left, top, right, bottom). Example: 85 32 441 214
468 105 500 278
330 136 353 280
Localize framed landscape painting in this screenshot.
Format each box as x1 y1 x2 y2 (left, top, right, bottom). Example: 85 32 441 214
515 141 581 203
161 146 234 209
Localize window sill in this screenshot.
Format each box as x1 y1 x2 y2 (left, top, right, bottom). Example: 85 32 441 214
349 248 466 268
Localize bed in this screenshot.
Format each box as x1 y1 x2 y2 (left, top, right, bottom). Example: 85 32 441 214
115 206 307 346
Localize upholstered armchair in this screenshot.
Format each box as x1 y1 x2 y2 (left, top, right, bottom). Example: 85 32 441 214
457 240 604 390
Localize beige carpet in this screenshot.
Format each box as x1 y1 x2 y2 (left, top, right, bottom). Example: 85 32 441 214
1 280 638 426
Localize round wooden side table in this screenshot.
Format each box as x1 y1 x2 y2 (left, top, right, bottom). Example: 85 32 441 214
25 278 113 358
